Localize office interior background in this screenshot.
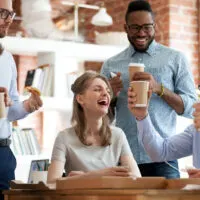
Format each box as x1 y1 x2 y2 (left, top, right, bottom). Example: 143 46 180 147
2 0 199 181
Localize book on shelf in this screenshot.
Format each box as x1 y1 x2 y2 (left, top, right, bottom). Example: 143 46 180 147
66 72 78 98
10 127 41 155
24 64 53 96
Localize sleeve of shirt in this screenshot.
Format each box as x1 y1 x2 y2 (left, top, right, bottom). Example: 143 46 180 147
174 52 197 118
51 132 67 163
137 115 193 162
120 129 133 157
101 60 111 79
7 54 29 121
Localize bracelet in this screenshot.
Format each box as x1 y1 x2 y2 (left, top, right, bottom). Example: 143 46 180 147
159 83 164 97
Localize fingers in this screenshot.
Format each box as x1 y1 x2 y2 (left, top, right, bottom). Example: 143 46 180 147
0 87 7 93
112 166 129 172
30 93 43 107
109 76 123 96
111 167 133 177
116 72 121 77
187 169 200 178
132 72 151 81
128 87 137 109
111 167 130 177
68 171 85 177
28 94 43 112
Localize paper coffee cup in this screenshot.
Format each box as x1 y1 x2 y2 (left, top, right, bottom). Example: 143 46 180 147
129 63 145 81
0 92 6 118
130 81 149 107
31 171 48 184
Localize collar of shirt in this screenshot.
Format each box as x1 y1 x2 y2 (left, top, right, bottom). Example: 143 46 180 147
129 40 157 57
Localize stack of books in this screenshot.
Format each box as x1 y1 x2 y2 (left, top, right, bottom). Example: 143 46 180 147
11 127 41 155
24 64 54 96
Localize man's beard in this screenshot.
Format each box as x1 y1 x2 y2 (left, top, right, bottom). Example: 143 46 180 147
128 35 154 53
0 25 10 38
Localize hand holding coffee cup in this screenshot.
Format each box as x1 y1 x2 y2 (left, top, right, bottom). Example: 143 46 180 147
129 63 145 82
130 81 149 107
109 72 123 96
128 85 149 120
0 87 13 119
0 92 6 118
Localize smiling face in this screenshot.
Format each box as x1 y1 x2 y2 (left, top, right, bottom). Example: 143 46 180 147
125 11 155 52
76 78 111 117
0 0 13 38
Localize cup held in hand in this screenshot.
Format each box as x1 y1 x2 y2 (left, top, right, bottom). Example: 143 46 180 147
129 63 145 81
0 92 6 118
130 81 149 107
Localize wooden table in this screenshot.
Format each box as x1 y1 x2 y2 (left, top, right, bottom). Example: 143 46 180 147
4 177 200 200
4 188 200 200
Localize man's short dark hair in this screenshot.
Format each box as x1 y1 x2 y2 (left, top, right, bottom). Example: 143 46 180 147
125 0 154 22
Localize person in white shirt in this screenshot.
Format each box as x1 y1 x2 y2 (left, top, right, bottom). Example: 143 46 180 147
47 71 141 184
127 86 200 178
0 0 42 198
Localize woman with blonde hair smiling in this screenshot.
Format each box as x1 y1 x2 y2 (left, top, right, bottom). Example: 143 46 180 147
47 71 141 183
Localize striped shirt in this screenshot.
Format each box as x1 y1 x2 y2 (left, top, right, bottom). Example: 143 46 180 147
101 40 197 164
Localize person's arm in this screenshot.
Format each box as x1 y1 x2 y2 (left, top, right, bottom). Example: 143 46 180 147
119 128 141 177
47 131 67 183
133 53 197 116
156 85 184 115
7 55 42 121
128 85 193 162
120 155 141 177
159 52 197 115
173 52 197 117
47 160 65 183
137 115 194 162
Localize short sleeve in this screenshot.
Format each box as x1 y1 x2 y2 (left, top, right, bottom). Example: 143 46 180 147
120 129 133 157
51 131 67 163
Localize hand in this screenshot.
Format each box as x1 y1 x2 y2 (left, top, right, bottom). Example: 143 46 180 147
133 72 161 95
24 90 43 113
193 102 200 131
109 72 123 97
187 168 200 178
127 87 150 120
0 87 12 107
68 171 85 177
90 166 132 177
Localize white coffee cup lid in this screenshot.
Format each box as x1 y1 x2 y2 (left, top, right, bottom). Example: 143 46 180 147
129 63 145 67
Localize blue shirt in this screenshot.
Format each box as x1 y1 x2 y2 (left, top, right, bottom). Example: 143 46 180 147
101 40 197 164
0 50 29 139
137 115 200 168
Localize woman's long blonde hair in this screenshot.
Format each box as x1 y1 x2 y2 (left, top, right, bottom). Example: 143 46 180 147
71 71 113 146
